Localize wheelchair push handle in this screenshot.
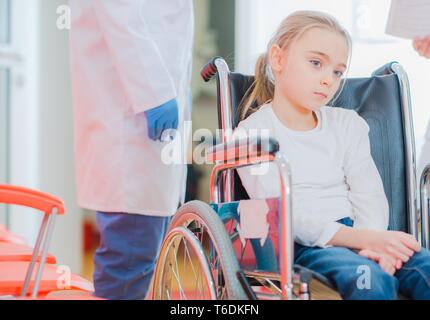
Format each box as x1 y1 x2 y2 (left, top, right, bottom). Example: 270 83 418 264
371 61 398 76
200 56 223 82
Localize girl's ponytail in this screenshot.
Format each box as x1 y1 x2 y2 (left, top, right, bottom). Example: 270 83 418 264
239 53 275 121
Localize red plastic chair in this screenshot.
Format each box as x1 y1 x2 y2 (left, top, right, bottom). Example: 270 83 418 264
0 184 65 298
0 241 56 264
0 261 94 297
43 290 103 300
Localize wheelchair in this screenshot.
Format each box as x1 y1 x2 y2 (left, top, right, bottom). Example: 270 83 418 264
151 56 430 300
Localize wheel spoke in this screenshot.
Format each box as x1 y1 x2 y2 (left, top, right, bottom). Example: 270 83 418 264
184 237 199 284
208 238 225 299
166 289 171 300
172 242 188 300
183 236 205 299
170 263 187 300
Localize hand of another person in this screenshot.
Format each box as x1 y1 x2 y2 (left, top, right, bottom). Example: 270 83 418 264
413 36 430 58
144 99 179 141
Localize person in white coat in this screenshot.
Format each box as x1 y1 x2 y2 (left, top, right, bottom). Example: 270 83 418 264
69 0 194 299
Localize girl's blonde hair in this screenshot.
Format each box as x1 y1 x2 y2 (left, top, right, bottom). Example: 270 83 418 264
238 10 352 121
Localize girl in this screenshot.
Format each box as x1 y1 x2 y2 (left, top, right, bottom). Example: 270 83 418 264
236 11 430 300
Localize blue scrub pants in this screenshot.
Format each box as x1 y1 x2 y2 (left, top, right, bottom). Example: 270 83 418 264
93 212 171 300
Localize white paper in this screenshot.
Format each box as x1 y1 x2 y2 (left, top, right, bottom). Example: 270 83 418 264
237 200 270 247
385 0 430 39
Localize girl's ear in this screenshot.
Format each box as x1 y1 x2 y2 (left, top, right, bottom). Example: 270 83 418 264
268 44 285 73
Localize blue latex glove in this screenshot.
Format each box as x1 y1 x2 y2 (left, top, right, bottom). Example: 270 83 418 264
144 99 179 141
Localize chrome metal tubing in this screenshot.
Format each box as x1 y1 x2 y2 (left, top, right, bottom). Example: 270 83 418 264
214 58 234 203
209 152 294 300
392 63 418 239
420 164 430 249
32 208 58 298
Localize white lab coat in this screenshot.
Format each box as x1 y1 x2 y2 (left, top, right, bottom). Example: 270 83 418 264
69 0 194 217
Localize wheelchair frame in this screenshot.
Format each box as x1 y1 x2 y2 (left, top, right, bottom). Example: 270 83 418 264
0 185 62 298
153 57 430 300
201 57 430 299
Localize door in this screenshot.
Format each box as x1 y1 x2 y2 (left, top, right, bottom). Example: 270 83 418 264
0 0 35 232
0 0 12 226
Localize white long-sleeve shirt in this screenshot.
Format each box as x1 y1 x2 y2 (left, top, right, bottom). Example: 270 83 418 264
235 103 389 248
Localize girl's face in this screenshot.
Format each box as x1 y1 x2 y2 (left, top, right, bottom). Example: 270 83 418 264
269 27 349 112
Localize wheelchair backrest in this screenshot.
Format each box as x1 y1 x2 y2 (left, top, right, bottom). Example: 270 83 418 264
224 64 412 232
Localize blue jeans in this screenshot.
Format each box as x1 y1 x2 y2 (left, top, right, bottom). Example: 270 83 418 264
93 212 171 300
295 218 430 300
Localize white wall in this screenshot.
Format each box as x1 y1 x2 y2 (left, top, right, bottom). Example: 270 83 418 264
8 0 42 258
36 0 82 274
5 0 82 274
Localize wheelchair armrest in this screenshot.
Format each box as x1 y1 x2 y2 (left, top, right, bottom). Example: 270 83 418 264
208 141 294 299
205 136 280 164
0 185 65 215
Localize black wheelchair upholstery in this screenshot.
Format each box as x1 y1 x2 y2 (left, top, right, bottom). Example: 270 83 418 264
225 64 408 233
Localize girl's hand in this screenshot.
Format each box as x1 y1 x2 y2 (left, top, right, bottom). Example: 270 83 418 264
413 36 430 58
363 230 420 264
358 249 402 276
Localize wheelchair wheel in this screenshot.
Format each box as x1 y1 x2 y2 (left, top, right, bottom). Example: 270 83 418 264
152 201 247 300
152 226 217 300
